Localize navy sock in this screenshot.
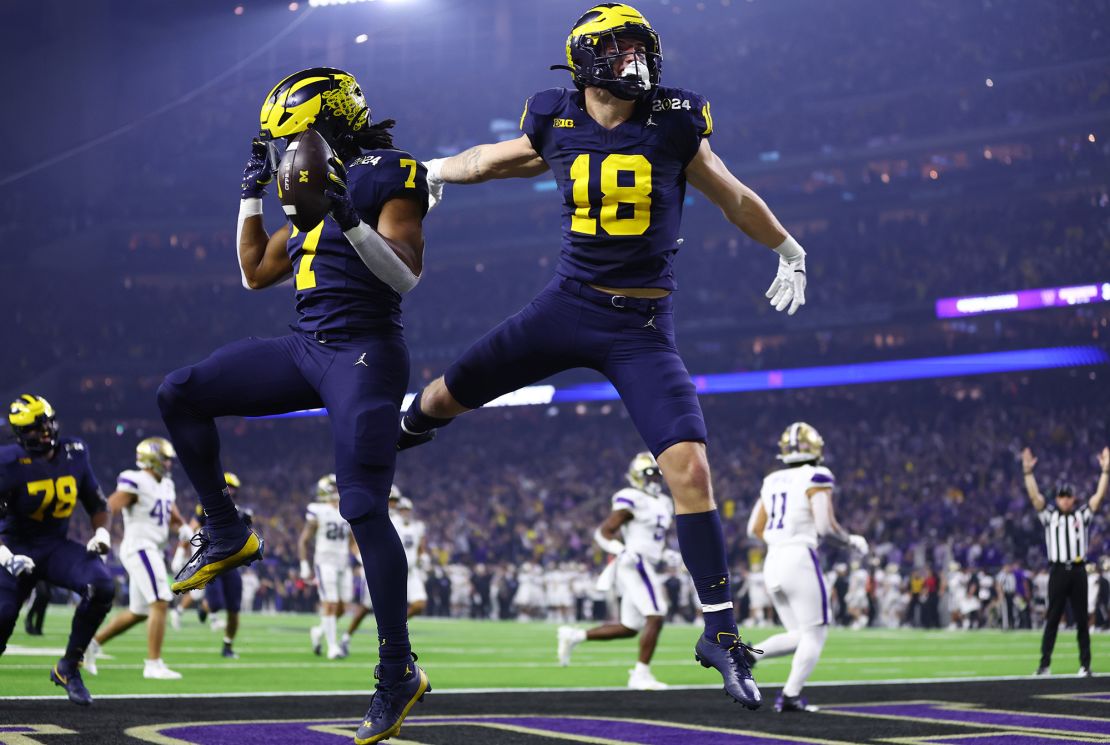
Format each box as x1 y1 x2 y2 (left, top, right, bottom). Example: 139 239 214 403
199 489 241 538
401 391 455 435
349 511 411 671
64 591 113 666
675 510 738 643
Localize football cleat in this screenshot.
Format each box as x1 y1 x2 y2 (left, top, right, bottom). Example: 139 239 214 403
627 666 668 691
1078 666 1092 678
397 424 436 452
694 633 762 710
310 625 324 656
340 633 352 658
1035 666 1051 676
171 528 263 594
355 655 431 744
222 642 239 659
143 659 183 680
775 693 818 713
557 626 583 667
82 639 101 676
51 660 93 706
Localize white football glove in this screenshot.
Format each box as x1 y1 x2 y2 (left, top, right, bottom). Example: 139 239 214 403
766 236 807 316
86 527 111 555
300 560 313 582
848 534 870 555
0 545 35 577
423 158 446 212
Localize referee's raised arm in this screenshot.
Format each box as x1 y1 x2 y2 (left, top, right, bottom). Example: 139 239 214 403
1089 446 1110 513
1022 447 1046 512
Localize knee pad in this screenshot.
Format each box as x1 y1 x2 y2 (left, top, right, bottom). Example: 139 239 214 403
156 374 186 417
86 578 116 611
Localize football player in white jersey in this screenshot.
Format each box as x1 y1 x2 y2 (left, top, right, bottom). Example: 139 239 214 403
558 452 674 691
343 486 425 652
391 491 429 618
84 438 189 680
747 422 868 712
300 474 356 659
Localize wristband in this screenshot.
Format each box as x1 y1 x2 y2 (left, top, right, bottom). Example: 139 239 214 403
772 234 805 261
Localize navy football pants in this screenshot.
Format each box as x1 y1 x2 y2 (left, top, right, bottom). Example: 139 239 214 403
445 276 707 456
0 538 115 658
157 331 408 523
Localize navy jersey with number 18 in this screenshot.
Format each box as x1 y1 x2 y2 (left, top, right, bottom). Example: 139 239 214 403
520 86 713 290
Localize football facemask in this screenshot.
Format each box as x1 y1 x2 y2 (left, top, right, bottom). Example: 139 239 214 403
8 394 59 456
136 436 176 477
558 4 662 101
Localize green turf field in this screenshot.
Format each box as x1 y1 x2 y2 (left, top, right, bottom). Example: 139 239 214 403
1 612 1104 697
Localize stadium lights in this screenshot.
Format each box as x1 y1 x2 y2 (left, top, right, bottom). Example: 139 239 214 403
251 346 1109 420
309 0 376 7
935 282 1110 318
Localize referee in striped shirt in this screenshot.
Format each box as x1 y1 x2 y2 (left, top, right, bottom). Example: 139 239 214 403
1023 446 1109 677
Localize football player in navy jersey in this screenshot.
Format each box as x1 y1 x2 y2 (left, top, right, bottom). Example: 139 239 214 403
155 68 430 742
0 395 115 705
398 3 811 709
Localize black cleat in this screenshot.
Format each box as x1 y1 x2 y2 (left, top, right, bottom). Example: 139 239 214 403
775 693 818 712
355 655 431 744
1035 666 1051 676
171 528 263 594
397 424 436 452
50 661 93 706
695 633 762 709
222 642 239 659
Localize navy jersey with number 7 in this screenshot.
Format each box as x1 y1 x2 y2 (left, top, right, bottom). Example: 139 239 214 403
284 149 429 336
520 86 712 290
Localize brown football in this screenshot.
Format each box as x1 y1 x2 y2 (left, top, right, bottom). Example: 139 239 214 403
277 129 336 232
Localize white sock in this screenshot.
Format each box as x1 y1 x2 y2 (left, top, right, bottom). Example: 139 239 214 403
634 662 651 675
572 628 587 643
322 615 338 652
342 631 351 643
145 658 161 667
756 629 800 659
782 626 828 697
223 636 233 645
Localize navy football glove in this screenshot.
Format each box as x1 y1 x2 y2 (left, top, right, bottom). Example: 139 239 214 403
241 138 274 199
324 157 361 232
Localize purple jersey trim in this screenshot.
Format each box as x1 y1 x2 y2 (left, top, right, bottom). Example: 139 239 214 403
614 497 636 509
809 473 834 485
117 477 139 489
635 556 660 612
138 550 162 602
807 548 829 625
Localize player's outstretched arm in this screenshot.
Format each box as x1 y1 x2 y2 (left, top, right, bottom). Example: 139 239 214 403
685 139 807 315
429 135 548 186
1089 446 1110 512
1021 447 1046 512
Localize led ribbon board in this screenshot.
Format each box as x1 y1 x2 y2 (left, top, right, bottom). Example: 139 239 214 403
251 346 1108 419
936 282 1110 318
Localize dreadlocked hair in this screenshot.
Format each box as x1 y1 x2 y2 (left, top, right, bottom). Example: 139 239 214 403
358 118 397 150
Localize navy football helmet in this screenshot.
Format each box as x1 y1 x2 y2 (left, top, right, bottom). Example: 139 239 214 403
558 4 662 100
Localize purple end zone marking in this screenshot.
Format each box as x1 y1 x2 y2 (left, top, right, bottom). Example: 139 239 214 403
157 717 834 745
829 703 1110 736
0 728 36 734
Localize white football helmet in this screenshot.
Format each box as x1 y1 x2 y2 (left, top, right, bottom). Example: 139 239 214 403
626 451 663 495
777 422 825 464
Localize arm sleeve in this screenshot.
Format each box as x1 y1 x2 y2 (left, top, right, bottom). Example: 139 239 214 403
1037 509 1052 526
305 504 319 523
809 466 836 489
